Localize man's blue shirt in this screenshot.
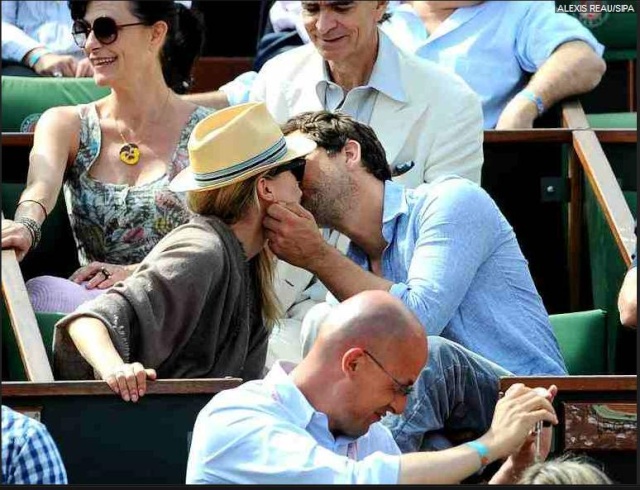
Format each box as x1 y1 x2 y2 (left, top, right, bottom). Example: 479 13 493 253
347 178 567 376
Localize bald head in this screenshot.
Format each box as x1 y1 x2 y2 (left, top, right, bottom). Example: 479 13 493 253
310 291 427 365
294 291 428 437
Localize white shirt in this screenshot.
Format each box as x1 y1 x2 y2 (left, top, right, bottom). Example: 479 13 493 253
186 361 401 484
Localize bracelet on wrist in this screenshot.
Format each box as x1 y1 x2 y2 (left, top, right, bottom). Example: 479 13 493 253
517 89 545 116
465 440 490 472
25 48 49 69
16 199 48 220
15 216 42 251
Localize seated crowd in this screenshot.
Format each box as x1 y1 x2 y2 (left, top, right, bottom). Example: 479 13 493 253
1 0 627 485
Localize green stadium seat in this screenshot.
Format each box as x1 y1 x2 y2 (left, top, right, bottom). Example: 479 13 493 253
1 299 63 381
1 76 109 131
560 2 637 61
549 309 608 375
587 112 637 129
560 1 638 113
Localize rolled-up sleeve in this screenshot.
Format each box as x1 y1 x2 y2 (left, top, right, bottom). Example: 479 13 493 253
388 180 500 334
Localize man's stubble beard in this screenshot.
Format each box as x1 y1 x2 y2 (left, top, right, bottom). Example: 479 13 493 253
302 177 356 229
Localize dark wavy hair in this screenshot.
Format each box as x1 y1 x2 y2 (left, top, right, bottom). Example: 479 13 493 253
68 1 204 93
282 111 392 182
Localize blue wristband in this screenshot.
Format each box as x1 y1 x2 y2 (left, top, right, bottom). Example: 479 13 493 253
517 89 545 116
26 48 48 68
465 440 490 469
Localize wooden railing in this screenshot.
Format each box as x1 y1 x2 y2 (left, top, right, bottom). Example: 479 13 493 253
2 378 242 396
559 100 636 309
1 216 54 382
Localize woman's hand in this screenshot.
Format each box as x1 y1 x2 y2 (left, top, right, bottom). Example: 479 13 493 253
69 262 137 289
102 362 157 402
2 219 33 261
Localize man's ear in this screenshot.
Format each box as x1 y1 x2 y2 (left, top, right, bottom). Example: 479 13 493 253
343 139 363 171
256 176 277 203
341 347 365 379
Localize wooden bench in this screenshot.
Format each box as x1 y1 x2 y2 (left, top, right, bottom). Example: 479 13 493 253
190 56 254 94
500 376 637 483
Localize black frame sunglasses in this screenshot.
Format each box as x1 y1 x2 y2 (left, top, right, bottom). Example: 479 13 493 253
72 17 145 48
268 158 307 183
363 349 414 397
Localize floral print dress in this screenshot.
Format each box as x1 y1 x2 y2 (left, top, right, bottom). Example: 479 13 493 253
63 103 212 267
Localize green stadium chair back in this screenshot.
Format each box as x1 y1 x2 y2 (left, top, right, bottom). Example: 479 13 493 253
549 309 608 374
1 76 109 131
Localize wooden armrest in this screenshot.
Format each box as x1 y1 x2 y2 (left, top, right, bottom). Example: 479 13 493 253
1 132 34 147
1 378 243 397
499 375 637 392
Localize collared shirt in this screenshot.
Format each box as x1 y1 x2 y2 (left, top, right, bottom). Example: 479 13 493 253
221 28 407 118
346 178 567 376
186 361 401 484
223 1 604 127
383 1 604 128
1 405 68 484
315 29 406 124
1 1 81 62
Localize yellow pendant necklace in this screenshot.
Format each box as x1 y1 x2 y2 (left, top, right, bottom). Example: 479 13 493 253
116 89 172 166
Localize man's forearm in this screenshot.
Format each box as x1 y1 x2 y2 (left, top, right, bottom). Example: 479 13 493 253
307 245 393 301
526 40 606 109
182 90 231 110
399 433 500 484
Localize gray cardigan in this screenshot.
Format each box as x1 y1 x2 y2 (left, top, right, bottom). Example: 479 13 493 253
53 215 268 381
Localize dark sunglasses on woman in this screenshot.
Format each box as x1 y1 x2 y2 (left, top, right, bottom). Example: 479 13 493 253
72 16 145 48
268 158 306 183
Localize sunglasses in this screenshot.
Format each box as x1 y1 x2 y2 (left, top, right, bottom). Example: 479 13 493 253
363 350 414 397
72 17 145 48
267 158 307 183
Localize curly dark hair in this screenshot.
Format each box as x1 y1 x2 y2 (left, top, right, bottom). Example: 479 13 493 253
282 111 392 182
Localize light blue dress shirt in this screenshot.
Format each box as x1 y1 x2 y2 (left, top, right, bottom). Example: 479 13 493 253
346 178 567 376
1 1 82 62
385 1 604 128
186 361 401 484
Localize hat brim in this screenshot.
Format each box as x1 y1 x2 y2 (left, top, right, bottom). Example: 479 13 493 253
169 134 317 193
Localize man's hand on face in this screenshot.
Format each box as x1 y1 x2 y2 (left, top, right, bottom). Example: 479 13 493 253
263 201 329 271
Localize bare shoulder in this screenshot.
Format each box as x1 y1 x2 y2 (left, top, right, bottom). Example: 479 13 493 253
36 105 82 135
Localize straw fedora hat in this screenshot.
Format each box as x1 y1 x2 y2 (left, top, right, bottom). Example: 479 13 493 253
170 102 316 193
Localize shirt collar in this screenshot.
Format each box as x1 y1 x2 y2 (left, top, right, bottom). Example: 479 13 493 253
381 180 409 242
265 361 361 446
316 29 406 103
264 361 316 429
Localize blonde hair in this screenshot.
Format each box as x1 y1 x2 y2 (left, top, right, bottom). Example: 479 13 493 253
187 174 281 329
518 455 613 484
